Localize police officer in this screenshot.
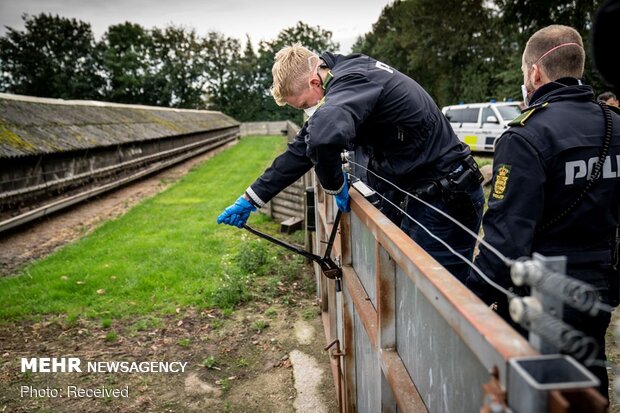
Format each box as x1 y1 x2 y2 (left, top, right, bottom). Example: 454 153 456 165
217 43 484 282
598 91 619 107
467 25 620 399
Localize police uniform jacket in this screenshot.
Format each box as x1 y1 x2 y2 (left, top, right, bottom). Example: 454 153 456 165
245 52 470 207
471 78 620 301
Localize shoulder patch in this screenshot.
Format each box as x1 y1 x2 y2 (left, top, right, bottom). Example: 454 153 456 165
508 102 549 127
491 164 511 200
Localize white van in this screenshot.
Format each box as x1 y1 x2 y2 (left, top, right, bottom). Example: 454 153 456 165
442 102 521 152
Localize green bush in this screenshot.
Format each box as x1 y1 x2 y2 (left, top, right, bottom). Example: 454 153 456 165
275 255 305 281
236 240 268 275
210 272 251 310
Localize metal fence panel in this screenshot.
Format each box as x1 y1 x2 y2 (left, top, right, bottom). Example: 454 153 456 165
337 288 344 347
315 188 604 413
350 213 377 307
395 266 489 413
355 309 381 412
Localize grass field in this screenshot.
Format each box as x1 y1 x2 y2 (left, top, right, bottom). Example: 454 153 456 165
0 136 297 321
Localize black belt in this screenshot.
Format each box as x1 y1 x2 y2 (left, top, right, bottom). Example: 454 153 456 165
412 155 483 199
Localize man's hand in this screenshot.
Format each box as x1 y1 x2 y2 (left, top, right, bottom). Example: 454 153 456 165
335 173 351 213
217 196 257 228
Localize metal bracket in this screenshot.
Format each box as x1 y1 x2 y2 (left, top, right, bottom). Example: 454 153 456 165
325 339 345 412
481 366 507 413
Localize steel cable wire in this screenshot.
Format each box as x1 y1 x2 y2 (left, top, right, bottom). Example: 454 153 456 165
347 172 610 366
346 158 513 267
346 170 517 300
346 159 616 315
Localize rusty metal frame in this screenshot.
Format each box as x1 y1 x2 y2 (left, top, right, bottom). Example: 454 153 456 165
313 184 605 412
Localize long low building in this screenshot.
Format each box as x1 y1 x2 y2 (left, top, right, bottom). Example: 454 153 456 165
0 93 240 231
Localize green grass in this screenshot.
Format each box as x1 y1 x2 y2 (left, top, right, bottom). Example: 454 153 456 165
177 338 192 347
202 356 218 369
0 136 288 321
252 319 269 333
474 154 493 169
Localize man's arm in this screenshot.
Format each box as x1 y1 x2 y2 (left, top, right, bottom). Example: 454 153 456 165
217 126 314 228
245 124 314 208
469 131 546 303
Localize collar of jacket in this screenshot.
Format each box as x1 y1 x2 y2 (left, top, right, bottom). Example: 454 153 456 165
319 52 338 68
529 77 594 107
319 52 338 92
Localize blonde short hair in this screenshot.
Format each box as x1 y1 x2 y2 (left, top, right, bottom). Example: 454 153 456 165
271 43 319 106
523 25 585 81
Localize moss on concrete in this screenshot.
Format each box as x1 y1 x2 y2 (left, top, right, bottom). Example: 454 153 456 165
0 121 35 152
141 110 187 133
0 97 239 157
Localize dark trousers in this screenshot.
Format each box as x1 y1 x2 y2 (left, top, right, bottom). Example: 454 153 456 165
563 299 611 399
375 180 485 284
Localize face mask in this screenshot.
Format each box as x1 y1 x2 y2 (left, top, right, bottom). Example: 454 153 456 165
304 103 319 118
520 64 534 106
521 84 530 106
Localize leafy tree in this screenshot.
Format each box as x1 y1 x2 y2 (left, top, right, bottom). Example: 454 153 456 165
352 3 411 78
99 22 154 104
495 0 603 41
209 35 269 122
202 32 242 112
0 13 103 99
100 24 220 108
207 21 339 122
355 0 608 106
494 0 608 93
353 0 499 106
149 26 210 108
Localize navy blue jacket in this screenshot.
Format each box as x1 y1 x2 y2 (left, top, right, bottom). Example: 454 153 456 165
245 52 470 207
470 78 620 301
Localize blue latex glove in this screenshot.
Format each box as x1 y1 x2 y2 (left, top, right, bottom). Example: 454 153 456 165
217 196 257 228
334 173 351 213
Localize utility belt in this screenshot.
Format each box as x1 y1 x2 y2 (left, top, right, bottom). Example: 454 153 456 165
411 155 483 201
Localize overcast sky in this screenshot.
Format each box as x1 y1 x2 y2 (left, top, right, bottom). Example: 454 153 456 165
0 0 392 53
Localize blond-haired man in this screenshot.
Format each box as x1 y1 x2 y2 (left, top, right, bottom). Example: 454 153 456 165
218 44 484 283
468 25 620 400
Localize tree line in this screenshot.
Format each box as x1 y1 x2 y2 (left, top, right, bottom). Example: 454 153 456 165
0 14 337 123
352 0 609 105
0 1 611 123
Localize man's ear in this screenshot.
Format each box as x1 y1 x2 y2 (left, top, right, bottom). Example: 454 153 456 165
309 76 321 88
531 63 549 87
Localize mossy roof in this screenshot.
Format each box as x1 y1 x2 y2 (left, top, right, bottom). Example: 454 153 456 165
0 94 239 158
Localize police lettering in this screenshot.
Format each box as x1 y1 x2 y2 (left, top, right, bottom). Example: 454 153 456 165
564 155 620 185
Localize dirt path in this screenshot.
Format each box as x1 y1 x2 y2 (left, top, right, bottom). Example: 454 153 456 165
0 296 339 412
